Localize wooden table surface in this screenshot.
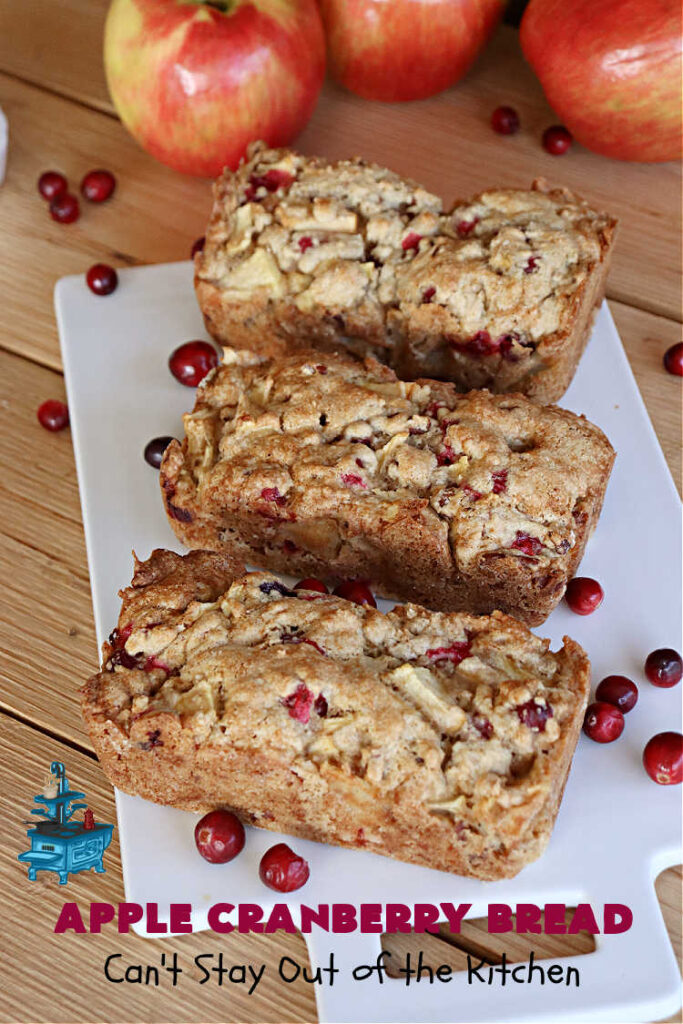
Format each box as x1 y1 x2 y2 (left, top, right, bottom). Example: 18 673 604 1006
0 3 681 1022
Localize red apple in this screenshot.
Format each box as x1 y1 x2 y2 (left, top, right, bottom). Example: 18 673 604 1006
318 0 504 102
104 0 326 177
521 0 682 162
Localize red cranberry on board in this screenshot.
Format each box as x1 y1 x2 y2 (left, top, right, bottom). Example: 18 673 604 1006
642 732 683 785
86 263 118 296
644 648 682 688
565 577 604 615
37 400 69 432
259 843 310 892
542 125 573 155
491 106 520 135
194 809 245 864
49 193 80 223
595 675 638 714
80 169 116 203
294 578 328 594
663 343 683 376
191 236 205 259
583 701 624 743
169 340 218 387
333 580 377 607
38 171 68 201
144 436 175 469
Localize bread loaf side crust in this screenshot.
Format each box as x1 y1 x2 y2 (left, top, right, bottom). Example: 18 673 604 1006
83 550 591 881
160 351 615 625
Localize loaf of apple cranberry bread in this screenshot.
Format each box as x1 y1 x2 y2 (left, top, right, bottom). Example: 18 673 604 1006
160 350 615 626
82 549 591 880
194 142 617 403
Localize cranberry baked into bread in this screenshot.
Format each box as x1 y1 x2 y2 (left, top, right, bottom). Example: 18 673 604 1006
160 350 615 626
82 549 591 881
195 143 617 403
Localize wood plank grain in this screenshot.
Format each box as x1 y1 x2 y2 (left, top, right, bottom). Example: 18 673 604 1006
2 712 317 1023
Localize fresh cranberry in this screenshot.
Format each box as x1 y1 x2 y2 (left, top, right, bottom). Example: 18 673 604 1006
491 105 520 135
333 580 377 607
298 236 313 253
511 532 542 557
194 809 245 864
37 400 69 432
38 171 67 201
644 648 682 688
250 168 293 192
49 193 80 224
426 641 471 665
542 125 572 155
282 683 314 723
80 169 116 203
294 578 328 594
516 699 553 732
565 577 604 615
595 675 638 713
492 469 508 494
260 487 286 506
86 263 118 296
472 714 493 739
191 236 205 258
455 218 479 238
144 436 174 469
437 443 457 466
663 343 683 377
341 472 366 488
642 732 683 785
169 340 218 386
583 702 624 743
259 843 309 892
402 232 422 251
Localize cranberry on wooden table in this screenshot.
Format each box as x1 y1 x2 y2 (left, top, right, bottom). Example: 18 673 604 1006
191 236 205 258
644 648 682 688
333 579 376 607
491 105 520 135
642 732 683 785
169 340 218 387
294 578 328 594
542 125 572 155
144 436 175 469
81 169 116 203
565 577 604 615
49 193 80 224
663 343 683 377
259 843 310 892
86 264 118 296
37 400 69 432
194 809 245 864
583 701 624 743
595 675 638 713
38 170 67 201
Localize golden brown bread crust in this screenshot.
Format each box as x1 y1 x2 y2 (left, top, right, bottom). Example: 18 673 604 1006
82 550 591 881
195 145 617 404
160 350 615 626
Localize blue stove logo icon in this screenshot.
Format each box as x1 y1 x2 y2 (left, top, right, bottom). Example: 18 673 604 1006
18 761 114 885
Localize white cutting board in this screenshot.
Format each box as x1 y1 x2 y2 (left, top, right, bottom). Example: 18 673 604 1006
56 262 682 1024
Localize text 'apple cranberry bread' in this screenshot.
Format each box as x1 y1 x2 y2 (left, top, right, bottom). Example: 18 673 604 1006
195 142 617 403
82 549 591 881
160 350 615 626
